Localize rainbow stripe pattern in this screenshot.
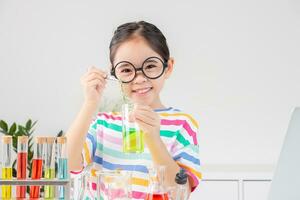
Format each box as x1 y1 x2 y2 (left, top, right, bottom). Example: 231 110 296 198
79 107 201 199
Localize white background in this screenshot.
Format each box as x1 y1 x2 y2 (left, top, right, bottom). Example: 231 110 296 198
1 0 300 168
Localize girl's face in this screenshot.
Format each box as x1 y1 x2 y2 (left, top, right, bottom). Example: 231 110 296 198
113 37 173 109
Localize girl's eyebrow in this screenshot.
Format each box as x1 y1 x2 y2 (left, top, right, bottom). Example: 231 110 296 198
144 59 159 63
118 62 132 67
116 57 160 67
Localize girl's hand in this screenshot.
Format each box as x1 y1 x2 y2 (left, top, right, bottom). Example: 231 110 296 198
132 105 161 144
80 67 107 106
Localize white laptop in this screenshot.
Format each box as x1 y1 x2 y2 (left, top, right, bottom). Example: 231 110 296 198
268 107 300 200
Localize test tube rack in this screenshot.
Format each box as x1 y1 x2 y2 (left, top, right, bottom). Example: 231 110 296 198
0 178 70 199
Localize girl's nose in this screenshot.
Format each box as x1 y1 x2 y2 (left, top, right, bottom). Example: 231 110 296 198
133 71 147 84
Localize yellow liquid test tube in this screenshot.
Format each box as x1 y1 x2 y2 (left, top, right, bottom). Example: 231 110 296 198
2 167 12 198
1 136 13 198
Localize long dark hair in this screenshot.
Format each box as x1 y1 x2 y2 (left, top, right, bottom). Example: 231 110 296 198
109 21 170 65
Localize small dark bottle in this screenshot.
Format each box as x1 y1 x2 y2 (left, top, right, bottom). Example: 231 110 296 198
175 168 188 200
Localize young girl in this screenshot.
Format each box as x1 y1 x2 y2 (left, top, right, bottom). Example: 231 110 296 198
66 21 201 199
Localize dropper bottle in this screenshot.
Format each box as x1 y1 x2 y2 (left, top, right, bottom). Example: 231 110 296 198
175 168 188 200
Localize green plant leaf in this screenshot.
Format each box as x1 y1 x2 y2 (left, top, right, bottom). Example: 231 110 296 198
29 144 33 152
6 131 13 136
28 151 33 164
32 120 37 127
25 119 32 130
15 131 23 137
0 120 8 132
12 137 18 153
28 137 33 146
28 120 37 135
9 122 17 134
18 125 25 134
26 186 30 196
12 160 17 178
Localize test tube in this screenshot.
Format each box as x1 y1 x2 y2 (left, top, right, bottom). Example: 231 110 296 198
1 136 13 198
57 136 69 199
30 136 45 198
16 136 28 198
44 137 56 199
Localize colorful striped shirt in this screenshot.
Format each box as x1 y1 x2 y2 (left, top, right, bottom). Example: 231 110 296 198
79 107 201 199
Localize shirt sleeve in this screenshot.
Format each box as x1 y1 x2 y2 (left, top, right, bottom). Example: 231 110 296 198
172 115 201 192
81 118 98 168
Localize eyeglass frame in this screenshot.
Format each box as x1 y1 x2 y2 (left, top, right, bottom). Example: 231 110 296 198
110 56 169 83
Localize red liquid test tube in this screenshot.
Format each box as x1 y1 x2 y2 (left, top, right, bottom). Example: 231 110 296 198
30 137 45 198
16 136 28 199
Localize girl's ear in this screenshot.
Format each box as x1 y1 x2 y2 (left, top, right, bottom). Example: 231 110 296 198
164 57 174 79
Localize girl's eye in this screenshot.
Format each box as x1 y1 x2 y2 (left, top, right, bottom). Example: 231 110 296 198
145 65 157 70
121 68 133 73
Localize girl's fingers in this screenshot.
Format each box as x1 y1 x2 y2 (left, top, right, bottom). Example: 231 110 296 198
81 70 107 86
86 79 106 88
134 112 156 126
88 67 107 78
86 73 106 81
83 73 106 84
135 118 153 130
83 79 105 89
128 113 135 122
135 104 155 113
82 67 107 81
134 109 156 121
85 76 107 86
135 104 152 111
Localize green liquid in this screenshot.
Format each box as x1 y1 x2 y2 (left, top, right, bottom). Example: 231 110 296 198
120 82 144 153
44 168 55 199
123 129 144 153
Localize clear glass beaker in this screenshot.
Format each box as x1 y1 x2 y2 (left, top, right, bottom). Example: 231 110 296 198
146 165 169 200
96 170 132 200
122 103 144 153
70 163 94 200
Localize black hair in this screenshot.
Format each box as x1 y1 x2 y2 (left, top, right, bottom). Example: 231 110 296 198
109 21 170 65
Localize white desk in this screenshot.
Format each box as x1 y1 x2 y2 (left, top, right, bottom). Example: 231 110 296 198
191 164 274 200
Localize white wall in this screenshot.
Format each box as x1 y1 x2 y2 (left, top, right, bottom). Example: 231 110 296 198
0 0 300 167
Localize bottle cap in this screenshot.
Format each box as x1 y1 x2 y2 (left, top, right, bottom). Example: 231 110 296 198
46 137 56 144
2 135 12 144
36 136 46 144
57 136 67 144
175 168 188 185
18 136 28 144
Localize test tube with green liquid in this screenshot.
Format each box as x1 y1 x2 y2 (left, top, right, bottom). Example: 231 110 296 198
44 137 56 199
